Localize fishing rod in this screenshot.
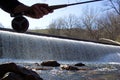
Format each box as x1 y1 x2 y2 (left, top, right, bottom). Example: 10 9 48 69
11 0 103 33
49 0 102 10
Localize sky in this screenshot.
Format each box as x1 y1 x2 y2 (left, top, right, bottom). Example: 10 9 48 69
0 0 104 30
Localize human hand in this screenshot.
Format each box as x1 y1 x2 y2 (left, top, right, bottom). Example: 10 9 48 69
26 3 53 18
13 3 53 19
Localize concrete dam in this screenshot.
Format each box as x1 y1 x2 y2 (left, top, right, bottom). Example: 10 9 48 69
0 30 120 62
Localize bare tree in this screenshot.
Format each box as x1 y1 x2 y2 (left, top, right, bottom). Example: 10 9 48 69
97 12 120 40
48 17 68 35
47 14 82 37
80 6 101 40
108 0 120 15
62 15 80 37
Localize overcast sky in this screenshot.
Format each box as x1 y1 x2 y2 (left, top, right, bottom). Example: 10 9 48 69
0 0 104 30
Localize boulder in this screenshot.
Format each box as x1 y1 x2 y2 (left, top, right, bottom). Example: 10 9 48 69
2 72 24 80
60 65 79 70
99 38 120 46
0 63 43 80
33 67 52 70
41 60 60 67
74 63 85 67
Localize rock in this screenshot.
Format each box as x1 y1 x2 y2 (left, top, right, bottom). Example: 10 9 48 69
60 65 79 70
99 38 120 46
0 63 43 80
34 63 40 66
32 67 52 70
2 72 24 80
74 63 85 67
41 60 60 67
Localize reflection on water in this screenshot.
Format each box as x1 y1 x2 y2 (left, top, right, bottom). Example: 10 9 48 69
0 59 120 80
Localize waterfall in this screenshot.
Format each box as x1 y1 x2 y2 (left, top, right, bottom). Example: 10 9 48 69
99 53 120 62
0 30 120 61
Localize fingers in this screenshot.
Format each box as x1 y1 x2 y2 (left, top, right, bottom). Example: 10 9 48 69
26 4 53 19
30 4 44 18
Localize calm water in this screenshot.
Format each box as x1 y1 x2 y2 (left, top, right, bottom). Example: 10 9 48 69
0 59 120 80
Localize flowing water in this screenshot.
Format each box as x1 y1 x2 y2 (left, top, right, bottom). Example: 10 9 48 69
0 30 120 80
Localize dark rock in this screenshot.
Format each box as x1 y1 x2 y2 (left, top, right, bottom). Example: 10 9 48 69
74 63 85 67
34 63 40 66
41 60 60 67
0 62 43 80
33 67 52 70
60 65 79 70
2 72 24 80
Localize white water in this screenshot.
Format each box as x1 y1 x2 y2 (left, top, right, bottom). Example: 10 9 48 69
0 30 120 62
99 53 120 62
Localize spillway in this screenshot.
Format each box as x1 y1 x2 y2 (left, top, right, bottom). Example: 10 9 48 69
0 30 120 62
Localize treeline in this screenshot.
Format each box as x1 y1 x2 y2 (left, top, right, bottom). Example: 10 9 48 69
47 12 120 41
32 0 120 42
46 0 120 41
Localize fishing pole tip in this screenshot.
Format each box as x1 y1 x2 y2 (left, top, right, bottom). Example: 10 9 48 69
93 0 103 1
